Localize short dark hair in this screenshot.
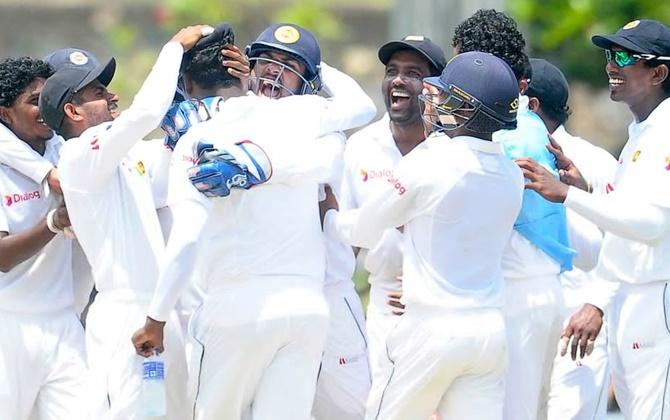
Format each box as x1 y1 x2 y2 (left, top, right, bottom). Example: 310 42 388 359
535 99 571 125
183 42 240 90
452 9 529 81
644 60 670 95
0 57 53 108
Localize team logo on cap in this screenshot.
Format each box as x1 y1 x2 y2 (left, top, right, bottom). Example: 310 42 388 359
404 35 425 42
69 51 89 66
509 98 519 113
623 20 640 30
274 26 300 44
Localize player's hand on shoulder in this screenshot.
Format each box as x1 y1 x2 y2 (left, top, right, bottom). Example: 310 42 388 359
547 134 589 192
515 157 569 202
132 317 166 358
170 25 214 51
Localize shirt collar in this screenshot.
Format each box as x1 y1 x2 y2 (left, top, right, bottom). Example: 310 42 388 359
435 133 504 154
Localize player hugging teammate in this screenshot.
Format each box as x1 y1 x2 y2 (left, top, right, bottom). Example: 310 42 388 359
0 9 669 420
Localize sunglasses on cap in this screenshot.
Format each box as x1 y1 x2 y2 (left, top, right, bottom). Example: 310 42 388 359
605 49 670 67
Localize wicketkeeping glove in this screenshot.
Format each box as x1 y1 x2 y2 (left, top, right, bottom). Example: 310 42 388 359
187 140 273 197
161 96 225 150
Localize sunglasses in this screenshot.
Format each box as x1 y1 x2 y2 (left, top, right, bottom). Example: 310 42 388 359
605 49 670 68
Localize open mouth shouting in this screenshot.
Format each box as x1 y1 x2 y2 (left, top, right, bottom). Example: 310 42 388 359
390 89 411 110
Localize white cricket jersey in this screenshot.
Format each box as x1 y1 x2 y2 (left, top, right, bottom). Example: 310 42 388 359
330 134 525 309
319 132 357 289
57 42 183 296
566 97 670 288
0 137 74 313
552 125 617 292
148 64 377 321
0 123 56 185
341 114 405 287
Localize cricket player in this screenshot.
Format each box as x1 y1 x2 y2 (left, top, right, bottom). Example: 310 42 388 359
339 34 446 412
523 58 618 420
453 10 576 419
518 19 670 420
38 25 213 419
0 57 87 420
245 23 372 420
131 24 377 420
325 51 524 420
0 48 122 317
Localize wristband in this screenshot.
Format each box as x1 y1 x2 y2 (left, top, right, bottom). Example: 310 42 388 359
46 209 63 234
586 182 593 194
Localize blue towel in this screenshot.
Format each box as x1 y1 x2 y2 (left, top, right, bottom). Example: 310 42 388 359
494 107 576 272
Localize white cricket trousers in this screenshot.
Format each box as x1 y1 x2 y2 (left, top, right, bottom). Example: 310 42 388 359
365 280 402 407
0 309 87 420
547 286 610 420
84 291 188 420
188 278 329 420
365 304 508 420
609 281 670 420
503 274 564 420
313 283 371 420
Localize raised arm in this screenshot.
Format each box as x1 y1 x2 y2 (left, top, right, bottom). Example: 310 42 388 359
59 26 212 191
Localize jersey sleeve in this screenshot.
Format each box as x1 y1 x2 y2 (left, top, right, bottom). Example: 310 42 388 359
565 186 670 242
329 150 439 249
147 131 212 322
283 63 376 139
58 42 184 192
0 124 54 184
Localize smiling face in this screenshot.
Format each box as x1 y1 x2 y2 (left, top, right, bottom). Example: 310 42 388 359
0 77 53 144
382 50 433 126
251 50 307 99
70 80 115 129
606 46 657 106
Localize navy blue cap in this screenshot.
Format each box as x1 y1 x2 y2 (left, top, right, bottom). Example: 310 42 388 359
424 51 519 126
592 19 670 57
39 62 116 133
526 58 569 110
247 23 321 80
378 35 447 76
43 48 102 72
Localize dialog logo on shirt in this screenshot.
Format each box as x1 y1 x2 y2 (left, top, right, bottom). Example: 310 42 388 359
387 175 406 195
665 156 670 171
90 137 100 151
360 168 393 183
4 190 41 207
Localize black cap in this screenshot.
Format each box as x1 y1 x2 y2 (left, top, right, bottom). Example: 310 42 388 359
43 48 102 72
247 23 322 80
424 51 519 127
39 60 116 133
378 35 447 76
526 58 569 110
592 19 670 57
182 22 235 70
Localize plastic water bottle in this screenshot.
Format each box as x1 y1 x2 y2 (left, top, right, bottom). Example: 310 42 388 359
142 352 166 417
